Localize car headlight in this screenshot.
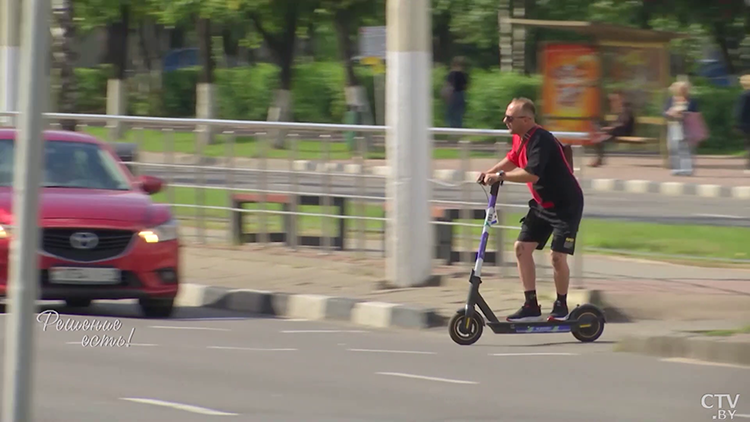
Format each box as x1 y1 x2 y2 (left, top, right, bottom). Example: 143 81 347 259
138 218 178 243
0 224 11 239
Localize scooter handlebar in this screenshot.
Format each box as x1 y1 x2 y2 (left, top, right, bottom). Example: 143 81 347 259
476 173 503 194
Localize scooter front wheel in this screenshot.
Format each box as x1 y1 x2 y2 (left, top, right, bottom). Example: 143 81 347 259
449 311 484 346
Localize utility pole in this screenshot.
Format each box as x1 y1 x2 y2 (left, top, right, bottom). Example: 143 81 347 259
385 0 434 287
2 0 50 421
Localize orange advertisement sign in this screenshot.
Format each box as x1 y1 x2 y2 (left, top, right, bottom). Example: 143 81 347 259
541 44 601 144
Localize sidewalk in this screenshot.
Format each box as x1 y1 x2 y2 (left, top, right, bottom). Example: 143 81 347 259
137 151 750 199
180 243 750 323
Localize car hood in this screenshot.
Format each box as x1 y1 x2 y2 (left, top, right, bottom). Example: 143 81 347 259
0 188 156 224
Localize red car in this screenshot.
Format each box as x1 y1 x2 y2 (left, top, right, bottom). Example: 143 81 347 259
0 128 179 318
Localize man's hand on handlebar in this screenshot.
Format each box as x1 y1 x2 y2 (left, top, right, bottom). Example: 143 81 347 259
476 170 504 186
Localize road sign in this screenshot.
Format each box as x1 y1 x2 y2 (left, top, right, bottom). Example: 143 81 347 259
359 26 386 59
361 56 384 74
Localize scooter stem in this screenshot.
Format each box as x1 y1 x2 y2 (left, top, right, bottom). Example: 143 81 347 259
473 181 501 277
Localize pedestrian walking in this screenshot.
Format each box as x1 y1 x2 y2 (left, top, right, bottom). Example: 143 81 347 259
442 57 469 128
664 80 699 176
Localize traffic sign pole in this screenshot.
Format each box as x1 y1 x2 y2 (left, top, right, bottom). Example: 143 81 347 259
2 0 50 419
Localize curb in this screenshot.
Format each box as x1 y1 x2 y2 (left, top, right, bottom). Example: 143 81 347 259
615 333 750 367
175 283 445 330
290 159 750 200
176 283 602 331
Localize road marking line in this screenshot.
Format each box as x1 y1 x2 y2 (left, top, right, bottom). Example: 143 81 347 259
280 318 309 322
281 329 366 334
172 317 250 321
660 357 750 370
489 352 578 356
149 326 230 332
348 348 437 355
120 397 238 416
207 346 297 352
65 341 158 347
375 372 478 385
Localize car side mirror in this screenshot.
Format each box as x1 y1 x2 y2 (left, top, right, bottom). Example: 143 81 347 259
137 175 163 195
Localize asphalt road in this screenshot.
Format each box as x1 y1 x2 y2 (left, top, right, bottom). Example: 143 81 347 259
2 302 747 422
144 167 750 227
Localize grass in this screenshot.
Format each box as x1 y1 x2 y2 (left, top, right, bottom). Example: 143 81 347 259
700 325 750 337
82 126 499 161
152 186 750 263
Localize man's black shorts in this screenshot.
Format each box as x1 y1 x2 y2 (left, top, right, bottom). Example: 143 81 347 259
517 200 582 255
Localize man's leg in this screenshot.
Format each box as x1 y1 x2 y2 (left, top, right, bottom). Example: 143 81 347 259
550 250 570 298
507 208 553 322
546 211 581 320
515 240 538 292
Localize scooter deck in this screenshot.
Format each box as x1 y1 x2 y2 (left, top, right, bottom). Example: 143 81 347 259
487 318 591 334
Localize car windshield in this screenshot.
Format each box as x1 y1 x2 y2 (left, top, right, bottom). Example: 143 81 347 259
0 138 131 190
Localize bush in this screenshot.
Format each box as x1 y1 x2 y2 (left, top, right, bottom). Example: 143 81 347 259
73 67 109 114
690 81 745 153
69 62 745 153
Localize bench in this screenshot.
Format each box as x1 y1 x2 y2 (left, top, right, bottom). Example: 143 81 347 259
375 203 507 266
440 208 507 266
376 203 454 264
605 115 664 147
112 142 139 174
230 193 348 249
231 194 508 266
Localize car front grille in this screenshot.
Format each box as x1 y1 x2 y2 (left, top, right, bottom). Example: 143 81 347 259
42 228 135 262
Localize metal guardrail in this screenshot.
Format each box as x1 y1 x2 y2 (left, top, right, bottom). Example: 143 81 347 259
17 111 748 286
2 111 745 272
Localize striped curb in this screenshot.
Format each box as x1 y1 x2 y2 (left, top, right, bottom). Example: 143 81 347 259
175 283 598 331
290 160 749 199
175 283 444 330
615 333 750 367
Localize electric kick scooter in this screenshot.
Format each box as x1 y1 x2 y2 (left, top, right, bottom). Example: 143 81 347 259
448 180 606 346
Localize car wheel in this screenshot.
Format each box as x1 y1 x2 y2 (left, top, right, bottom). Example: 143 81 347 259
65 298 92 308
139 297 175 318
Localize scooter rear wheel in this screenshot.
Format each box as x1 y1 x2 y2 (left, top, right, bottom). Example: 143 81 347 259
571 310 604 343
449 312 484 346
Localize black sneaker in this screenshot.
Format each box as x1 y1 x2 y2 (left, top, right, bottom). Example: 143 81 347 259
547 300 569 321
506 303 542 322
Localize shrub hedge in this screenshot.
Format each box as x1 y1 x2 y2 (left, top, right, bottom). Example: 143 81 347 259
73 62 746 152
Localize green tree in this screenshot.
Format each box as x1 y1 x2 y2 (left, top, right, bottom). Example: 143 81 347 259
318 0 384 87
52 0 77 131
76 0 154 136
229 0 321 148
149 0 236 87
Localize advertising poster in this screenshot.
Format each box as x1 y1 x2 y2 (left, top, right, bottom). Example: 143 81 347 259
541 43 601 144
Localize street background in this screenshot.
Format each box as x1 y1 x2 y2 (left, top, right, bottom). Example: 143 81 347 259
1 0 750 420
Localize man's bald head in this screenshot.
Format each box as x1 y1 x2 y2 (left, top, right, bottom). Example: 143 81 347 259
504 98 537 135
511 97 537 117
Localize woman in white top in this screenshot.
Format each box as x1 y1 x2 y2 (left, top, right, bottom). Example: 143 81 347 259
663 81 699 176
